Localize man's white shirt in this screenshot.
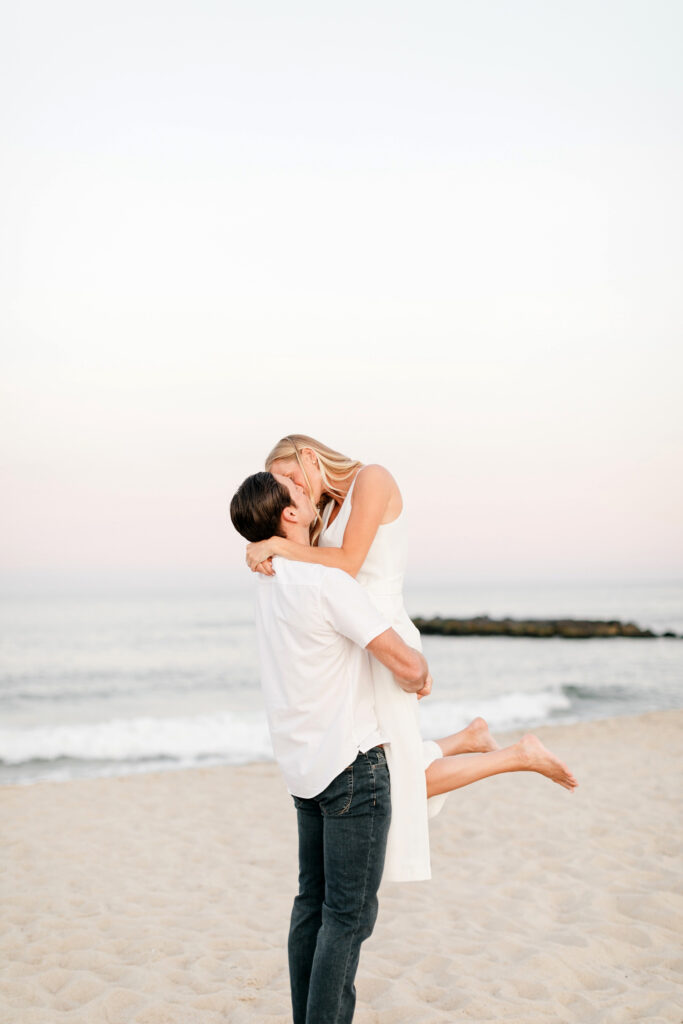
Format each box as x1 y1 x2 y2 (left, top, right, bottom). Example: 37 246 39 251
254 557 390 798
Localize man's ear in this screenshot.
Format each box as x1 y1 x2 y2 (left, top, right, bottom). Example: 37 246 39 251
281 505 297 524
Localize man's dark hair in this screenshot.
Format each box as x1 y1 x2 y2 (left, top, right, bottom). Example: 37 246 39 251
230 471 292 542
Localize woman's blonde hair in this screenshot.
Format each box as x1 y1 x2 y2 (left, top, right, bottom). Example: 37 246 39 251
264 433 362 544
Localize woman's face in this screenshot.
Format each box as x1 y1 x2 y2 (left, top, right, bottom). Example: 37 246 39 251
269 450 324 504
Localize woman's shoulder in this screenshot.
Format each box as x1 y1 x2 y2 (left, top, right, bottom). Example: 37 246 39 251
352 464 403 520
354 463 400 496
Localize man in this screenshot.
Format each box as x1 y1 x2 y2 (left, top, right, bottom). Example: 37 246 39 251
230 470 430 1024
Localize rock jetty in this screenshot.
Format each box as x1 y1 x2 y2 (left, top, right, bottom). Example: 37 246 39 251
411 616 680 639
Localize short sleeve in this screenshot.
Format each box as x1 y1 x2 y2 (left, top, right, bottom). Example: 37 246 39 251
319 570 391 649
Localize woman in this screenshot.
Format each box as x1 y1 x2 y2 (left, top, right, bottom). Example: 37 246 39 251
246 434 577 882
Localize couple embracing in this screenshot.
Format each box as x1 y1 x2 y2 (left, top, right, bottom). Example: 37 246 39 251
230 433 577 1024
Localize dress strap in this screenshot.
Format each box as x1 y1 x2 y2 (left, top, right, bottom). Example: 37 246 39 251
346 465 367 500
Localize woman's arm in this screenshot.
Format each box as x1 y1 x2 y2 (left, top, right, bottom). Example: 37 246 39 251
246 465 401 577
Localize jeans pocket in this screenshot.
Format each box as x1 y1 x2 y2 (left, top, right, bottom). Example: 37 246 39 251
321 764 354 817
370 756 390 810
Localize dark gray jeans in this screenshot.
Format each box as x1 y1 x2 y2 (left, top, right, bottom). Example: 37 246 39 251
288 746 391 1024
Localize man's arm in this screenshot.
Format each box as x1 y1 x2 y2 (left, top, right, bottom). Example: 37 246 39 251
318 570 431 695
366 628 429 694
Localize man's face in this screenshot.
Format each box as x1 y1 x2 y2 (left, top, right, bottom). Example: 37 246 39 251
273 473 316 529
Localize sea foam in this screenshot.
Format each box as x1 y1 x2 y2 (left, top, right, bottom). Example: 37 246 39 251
0 688 574 774
418 687 573 738
0 711 273 766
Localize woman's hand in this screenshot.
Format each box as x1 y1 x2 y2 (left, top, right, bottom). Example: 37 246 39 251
252 556 275 576
246 539 277 574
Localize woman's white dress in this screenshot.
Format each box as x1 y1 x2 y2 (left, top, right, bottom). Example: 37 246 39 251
318 473 447 882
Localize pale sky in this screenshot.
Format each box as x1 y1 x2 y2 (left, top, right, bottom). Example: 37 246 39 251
1 1 682 591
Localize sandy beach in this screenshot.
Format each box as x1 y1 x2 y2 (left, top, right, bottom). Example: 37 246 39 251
2 710 681 1023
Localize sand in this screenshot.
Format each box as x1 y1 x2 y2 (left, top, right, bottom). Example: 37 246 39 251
2 710 682 1024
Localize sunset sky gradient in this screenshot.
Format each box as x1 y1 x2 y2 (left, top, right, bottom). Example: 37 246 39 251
2 1 682 591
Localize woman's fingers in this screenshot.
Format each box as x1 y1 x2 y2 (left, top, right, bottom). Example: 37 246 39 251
246 540 271 570
254 557 276 577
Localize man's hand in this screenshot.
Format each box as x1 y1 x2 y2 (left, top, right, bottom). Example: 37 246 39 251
416 672 432 701
367 629 430 694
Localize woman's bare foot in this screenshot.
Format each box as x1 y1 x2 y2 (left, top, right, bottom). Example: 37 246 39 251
517 734 578 791
466 716 500 753
436 716 500 757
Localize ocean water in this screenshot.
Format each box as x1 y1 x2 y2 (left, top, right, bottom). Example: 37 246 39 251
1 581 681 785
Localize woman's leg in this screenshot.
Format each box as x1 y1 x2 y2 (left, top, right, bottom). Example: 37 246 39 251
434 716 500 756
426 733 578 798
